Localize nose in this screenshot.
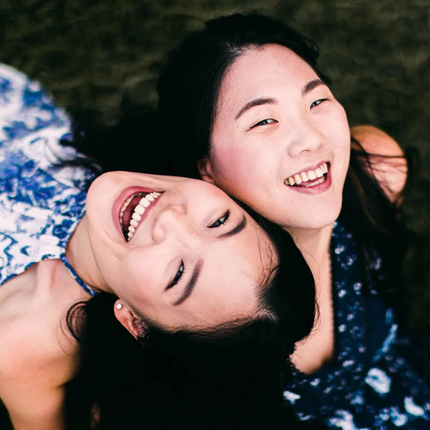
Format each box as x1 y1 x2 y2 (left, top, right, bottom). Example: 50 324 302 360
286 116 324 157
152 204 193 242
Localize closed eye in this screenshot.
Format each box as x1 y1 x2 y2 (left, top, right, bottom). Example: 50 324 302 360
310 98 329 108
209 210 230 228
167 261 185 289
250 118 277 129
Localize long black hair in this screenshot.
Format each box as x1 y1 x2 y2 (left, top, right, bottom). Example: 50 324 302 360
58 107 324 428
155 11 410 314
157 12 329 180
65 208 319 429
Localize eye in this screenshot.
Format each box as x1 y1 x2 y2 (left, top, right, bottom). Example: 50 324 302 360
250 118 277 129
209 210 230 228
167 261 185 289
310 98 328 108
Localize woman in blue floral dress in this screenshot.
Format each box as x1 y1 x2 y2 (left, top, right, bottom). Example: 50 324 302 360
0 63 317 429
155 12 430 429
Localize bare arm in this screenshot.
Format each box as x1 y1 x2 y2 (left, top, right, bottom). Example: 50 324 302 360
351 125 408 204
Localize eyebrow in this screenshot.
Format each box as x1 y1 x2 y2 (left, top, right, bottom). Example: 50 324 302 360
219 214 247 238
234 79 326 121
302 79 326 95
173 259 203 306
235 97 277 120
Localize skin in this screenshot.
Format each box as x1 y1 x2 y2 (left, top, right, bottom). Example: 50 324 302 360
199 44 407 374
201 44 351 233
0 172 274 429
71 171 272 331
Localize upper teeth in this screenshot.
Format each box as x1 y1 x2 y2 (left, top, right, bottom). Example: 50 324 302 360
284 163 328 186
119 192 162 241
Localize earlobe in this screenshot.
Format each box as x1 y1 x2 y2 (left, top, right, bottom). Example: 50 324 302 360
197 157 215 184
113 300 147 341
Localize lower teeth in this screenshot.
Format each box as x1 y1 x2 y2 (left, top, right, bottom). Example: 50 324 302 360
303 176 325 187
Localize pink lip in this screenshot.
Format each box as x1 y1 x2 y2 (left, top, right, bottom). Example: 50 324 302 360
288 161 328 178
112 186 162 240
286 163 332 195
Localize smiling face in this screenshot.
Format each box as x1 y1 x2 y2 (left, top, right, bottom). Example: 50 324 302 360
82 171 274 331
201 44 351 232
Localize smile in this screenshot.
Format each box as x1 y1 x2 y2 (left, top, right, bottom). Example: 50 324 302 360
119 191 162 241
284 162 329 187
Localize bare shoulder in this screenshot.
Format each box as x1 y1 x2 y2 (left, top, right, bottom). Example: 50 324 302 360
0 312 78 428
0 301 79 403
0 261 83 428
350 125 408 203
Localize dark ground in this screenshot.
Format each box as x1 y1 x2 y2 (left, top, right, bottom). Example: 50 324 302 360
0 0 429 336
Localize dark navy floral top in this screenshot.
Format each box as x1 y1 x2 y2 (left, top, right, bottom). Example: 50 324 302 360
0 63 96 295
284 221 430 429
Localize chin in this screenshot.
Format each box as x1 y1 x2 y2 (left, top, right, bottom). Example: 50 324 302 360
288 205 342 232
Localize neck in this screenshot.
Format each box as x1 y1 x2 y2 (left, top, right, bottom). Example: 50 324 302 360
66 215 110 294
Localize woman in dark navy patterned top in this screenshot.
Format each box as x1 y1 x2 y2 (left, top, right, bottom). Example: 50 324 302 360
0 63 317 429
156 12 430 429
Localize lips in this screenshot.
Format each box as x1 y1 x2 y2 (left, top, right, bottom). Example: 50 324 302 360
284 162 329 187
284 162 332 194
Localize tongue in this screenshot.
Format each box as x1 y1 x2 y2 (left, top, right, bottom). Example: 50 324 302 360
122 194 147 234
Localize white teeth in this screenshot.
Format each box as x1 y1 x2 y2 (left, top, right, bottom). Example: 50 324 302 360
132 212 141 221
119 191 163 242
139 198 150 208
135 205 145 215
284 163 328 187
294 174 302 185
303 177 325 187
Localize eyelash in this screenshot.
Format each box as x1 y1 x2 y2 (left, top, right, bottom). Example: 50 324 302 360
250 118 276 129
168 261 185 289
311 98 329 108
209 210 230 228
251 98 329 128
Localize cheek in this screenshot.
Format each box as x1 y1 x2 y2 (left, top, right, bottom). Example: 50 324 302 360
210 141 274 191
328 105 351 147
116 255 161 308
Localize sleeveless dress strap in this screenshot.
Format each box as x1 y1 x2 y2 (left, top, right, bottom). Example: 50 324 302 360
59 253 96 297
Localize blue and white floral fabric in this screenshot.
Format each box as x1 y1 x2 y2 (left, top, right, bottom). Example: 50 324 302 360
284 221 430 429
0 63 96 295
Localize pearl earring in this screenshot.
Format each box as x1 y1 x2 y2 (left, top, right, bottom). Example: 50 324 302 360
116 303 123 310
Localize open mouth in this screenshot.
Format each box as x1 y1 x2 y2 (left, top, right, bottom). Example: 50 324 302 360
284 162 329 188
119 191 162 241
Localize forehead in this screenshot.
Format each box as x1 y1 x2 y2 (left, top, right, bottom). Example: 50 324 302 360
137 215 276 330
185 233 271 321
221 44 318 96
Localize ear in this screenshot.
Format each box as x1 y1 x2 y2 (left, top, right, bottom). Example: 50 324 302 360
114 300 148 341
197 156 216 184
